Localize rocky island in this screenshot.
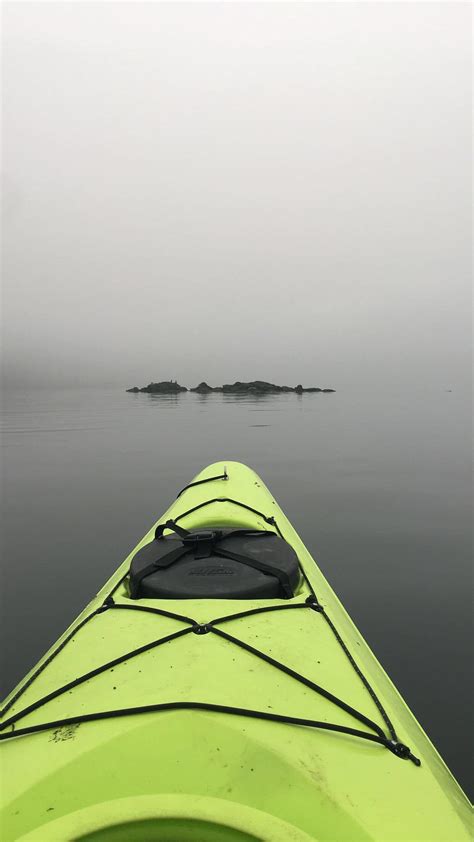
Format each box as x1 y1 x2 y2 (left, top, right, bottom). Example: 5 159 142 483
126 381 187 394
127 380 335 394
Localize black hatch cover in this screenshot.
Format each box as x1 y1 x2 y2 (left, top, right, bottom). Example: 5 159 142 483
129 527 301 600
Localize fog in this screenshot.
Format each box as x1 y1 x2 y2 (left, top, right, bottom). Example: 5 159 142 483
2 2 471 390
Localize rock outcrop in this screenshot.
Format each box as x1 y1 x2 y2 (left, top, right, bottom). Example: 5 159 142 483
127 381 187 394
127 380 335 394
190 382 223 393
220 381 334 394
222 381 293 394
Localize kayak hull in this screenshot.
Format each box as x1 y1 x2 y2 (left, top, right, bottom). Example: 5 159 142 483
1 462 471 841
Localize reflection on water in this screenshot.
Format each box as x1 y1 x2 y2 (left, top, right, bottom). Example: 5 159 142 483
1 385 472 797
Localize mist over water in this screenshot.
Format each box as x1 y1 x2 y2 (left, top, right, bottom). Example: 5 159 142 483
1 385 471 797
2 2 472 393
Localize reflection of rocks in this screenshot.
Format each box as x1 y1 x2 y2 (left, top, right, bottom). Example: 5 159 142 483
127 379 335 394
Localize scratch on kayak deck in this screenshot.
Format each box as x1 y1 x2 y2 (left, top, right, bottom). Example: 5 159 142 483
49 724 80 742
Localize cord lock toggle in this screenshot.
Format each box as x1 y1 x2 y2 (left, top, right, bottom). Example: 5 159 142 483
192 624 210 635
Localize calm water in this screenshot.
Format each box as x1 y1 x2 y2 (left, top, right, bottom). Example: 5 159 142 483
1 386 472 798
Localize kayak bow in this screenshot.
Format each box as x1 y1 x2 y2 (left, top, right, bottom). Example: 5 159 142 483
0 462 471 841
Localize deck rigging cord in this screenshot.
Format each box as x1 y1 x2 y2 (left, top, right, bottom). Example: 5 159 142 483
0 500 420 766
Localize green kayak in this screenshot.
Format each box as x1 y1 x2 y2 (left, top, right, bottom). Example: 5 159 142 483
0 462 471 841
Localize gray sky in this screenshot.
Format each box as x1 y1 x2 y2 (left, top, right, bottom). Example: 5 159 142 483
2 2 471 389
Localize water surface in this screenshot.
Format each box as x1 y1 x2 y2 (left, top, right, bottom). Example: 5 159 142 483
1 386 471 798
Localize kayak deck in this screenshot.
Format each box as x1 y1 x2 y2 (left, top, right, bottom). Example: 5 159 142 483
0 462 471 841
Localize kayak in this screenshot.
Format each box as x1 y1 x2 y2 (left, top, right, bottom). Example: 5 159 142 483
0 461 470 841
